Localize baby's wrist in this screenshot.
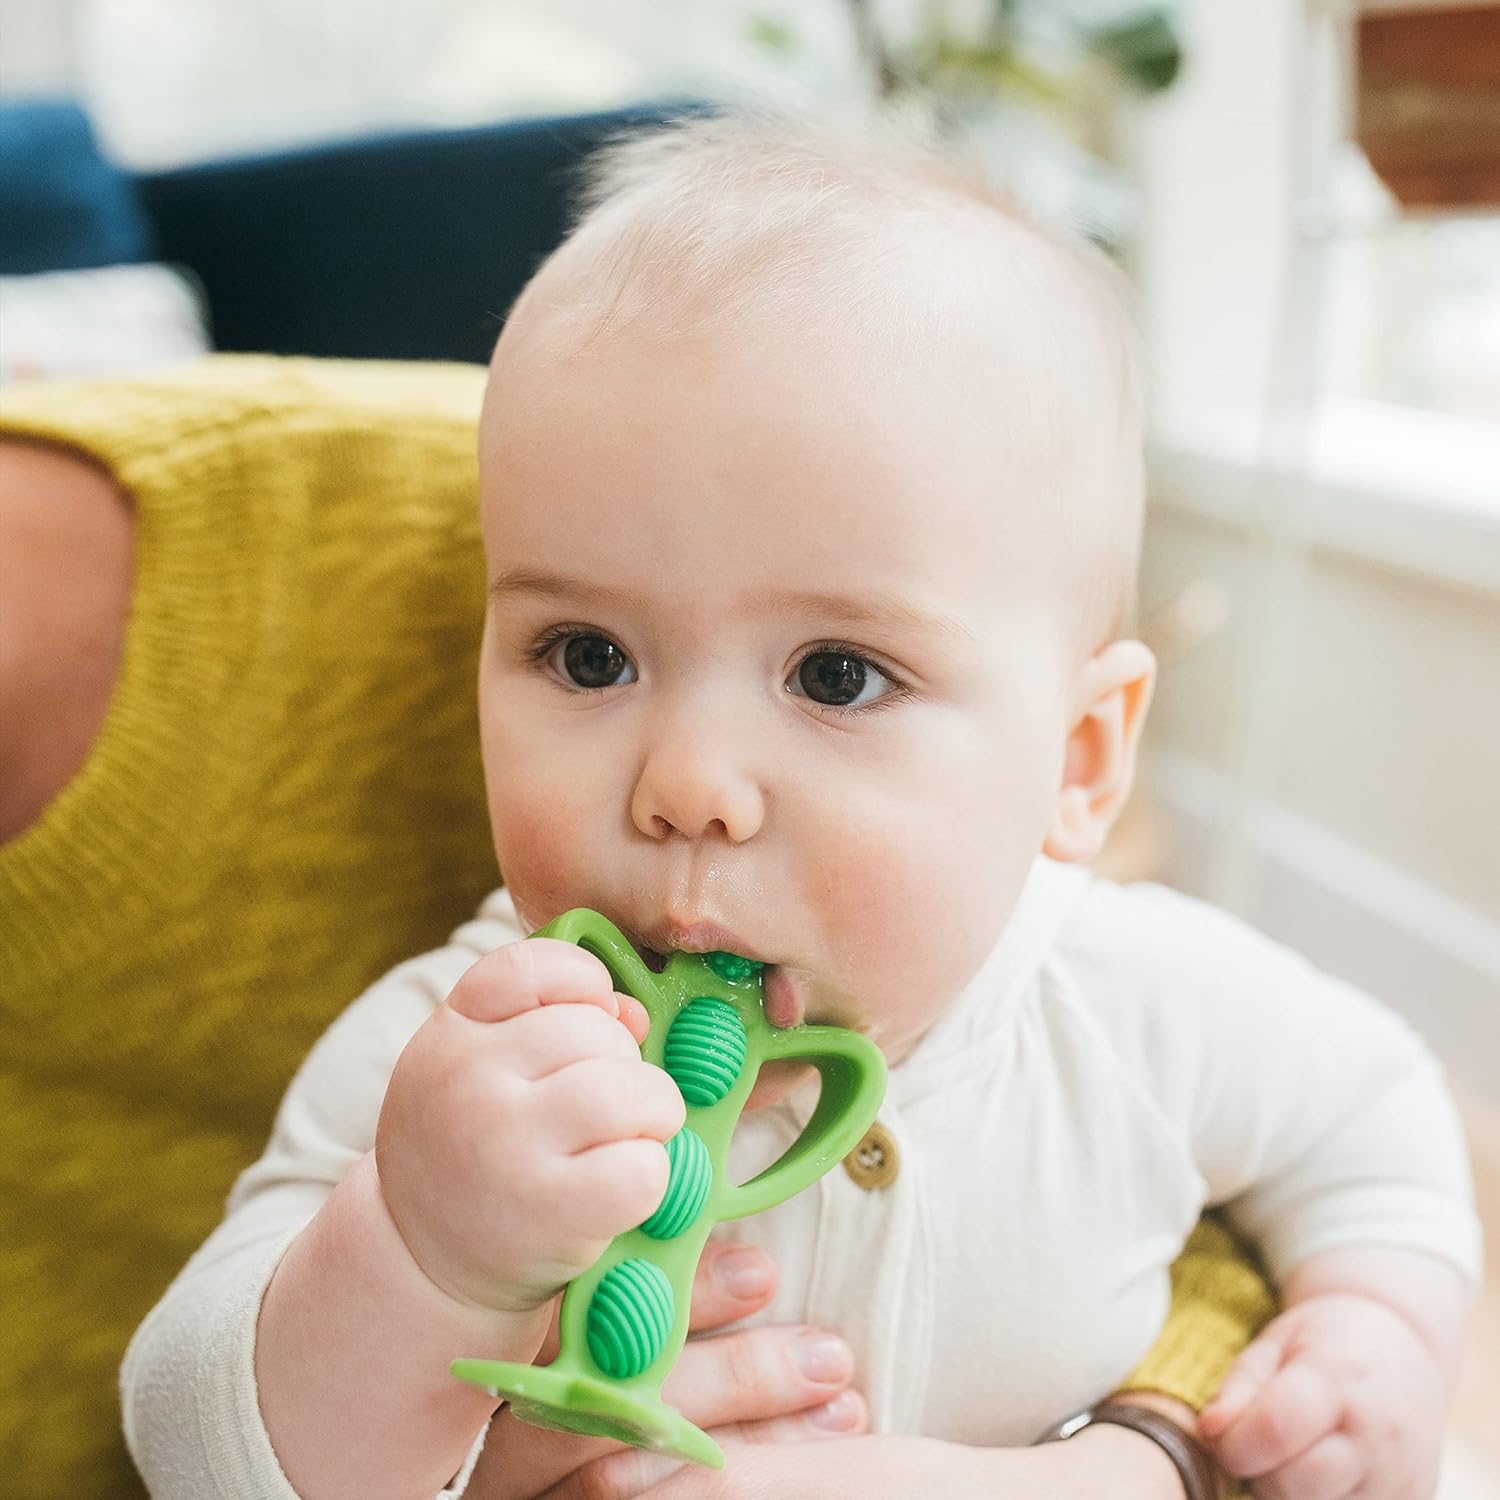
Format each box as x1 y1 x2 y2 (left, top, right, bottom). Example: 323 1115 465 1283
346 1152 553 1355
1282 1244 1473 1376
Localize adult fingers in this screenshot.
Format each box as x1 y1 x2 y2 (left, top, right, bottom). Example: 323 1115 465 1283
479 1329 854 1500
659 1323 855 1425
532 1240 778 1361
1253 1432 1362 1500
716 1387 867 1445
687 1239 778 1333
534 1444 688 1500
1210 1358 1343 1478
536 1390 868 1500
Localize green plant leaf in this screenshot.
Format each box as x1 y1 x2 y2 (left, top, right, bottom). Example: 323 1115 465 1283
1084 7 1183 92
747 15 797 55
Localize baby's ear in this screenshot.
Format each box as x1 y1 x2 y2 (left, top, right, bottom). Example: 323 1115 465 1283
1043 639 1156 865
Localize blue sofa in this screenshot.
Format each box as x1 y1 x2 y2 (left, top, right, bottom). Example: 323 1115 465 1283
0 98 679 363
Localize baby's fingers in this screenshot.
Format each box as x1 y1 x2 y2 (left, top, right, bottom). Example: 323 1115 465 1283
449 939 648 1038
1206 1357 1343 1479
1199 1328 1289 1438
562 1139 675 1239
1252 1433 1362 1500
538 1056 686 1152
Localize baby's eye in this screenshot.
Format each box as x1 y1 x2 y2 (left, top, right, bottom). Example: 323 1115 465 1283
541 632 637 690
786 648 897 710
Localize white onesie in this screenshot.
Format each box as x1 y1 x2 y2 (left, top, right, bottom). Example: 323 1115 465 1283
122 858 1481 1497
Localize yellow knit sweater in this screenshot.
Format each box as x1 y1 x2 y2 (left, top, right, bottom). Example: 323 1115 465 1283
0 358 1269 1497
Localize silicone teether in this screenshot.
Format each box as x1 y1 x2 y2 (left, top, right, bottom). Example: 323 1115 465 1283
450 908 887 1468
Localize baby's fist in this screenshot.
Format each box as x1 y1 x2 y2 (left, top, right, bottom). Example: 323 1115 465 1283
1199 1293 1447 1500
376 939 685 1316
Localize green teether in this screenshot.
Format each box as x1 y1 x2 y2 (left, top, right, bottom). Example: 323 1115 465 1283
450 908 887 1469
639 1129 711 1240
663 998 746 1106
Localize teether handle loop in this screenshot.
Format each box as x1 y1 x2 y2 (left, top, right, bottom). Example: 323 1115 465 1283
530 909 669 1030
716 1026 887 1220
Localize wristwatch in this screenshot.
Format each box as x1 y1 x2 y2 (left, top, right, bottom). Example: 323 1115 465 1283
1033 1400 1227 1500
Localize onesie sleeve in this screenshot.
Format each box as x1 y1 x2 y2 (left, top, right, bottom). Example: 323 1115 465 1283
120 893 522 1500
1063 880 1482 1286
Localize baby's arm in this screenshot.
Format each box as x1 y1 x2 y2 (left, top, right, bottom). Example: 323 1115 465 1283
1198 1244 1471 1499
254 1150 542 1500
255 938 684 1500
1069 882 1482 1500
122 923 685 1500
1190 985 1479 1499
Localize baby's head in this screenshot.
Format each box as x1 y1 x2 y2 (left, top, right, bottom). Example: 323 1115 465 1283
476 112 1154 1085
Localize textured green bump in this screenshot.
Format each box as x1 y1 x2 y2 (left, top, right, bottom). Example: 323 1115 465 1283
663 999 747 1106
586 1259 675 1379
639 1128 712 1240
706 951 762 984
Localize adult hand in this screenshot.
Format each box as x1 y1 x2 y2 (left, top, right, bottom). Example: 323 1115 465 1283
523 1421 1198 1500
468 1238 864 1499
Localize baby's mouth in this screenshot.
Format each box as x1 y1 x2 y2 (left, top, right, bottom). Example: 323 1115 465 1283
625 933 805 1031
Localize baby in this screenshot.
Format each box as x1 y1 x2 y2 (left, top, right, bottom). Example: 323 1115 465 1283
125 115 1479 1500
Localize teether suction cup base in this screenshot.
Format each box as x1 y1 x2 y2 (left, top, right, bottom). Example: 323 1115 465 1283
450 1359 725 1469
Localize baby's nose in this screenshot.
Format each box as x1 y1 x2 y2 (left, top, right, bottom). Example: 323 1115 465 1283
630 725 765 843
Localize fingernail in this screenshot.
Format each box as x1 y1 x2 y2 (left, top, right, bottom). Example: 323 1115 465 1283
794 1332 852 1383
716 1247 772 1299
807 1391 861 1430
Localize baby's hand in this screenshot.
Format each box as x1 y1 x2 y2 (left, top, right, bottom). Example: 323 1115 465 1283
1198 1292 1447 1500
376 939 685 1316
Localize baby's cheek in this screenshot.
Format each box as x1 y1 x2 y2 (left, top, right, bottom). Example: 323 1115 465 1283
809 814 1024 1032
487 774 594 927
807 838 916 962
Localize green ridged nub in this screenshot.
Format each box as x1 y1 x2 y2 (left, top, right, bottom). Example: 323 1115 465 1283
586 1259 675 1379
639 1128 712 1240
706 951 762 984
663 998 747 1106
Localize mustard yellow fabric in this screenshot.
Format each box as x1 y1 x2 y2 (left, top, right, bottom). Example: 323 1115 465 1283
0 357 1269 1497
0 358 498 1496
1122 1214 1276 1406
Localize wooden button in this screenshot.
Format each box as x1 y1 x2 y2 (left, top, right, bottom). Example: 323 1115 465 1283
843 1122 899 1189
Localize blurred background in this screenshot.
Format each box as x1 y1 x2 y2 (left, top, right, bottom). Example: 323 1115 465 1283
2 1 1497 1494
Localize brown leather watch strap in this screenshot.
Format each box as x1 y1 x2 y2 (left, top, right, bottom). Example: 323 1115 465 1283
1034 1399 1227 1500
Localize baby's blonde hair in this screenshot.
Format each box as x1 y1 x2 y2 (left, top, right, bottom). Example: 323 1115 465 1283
499 109 1145 647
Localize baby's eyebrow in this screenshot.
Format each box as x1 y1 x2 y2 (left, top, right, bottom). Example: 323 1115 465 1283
765 589 976 644
488 567 974 644
488 567 638 608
